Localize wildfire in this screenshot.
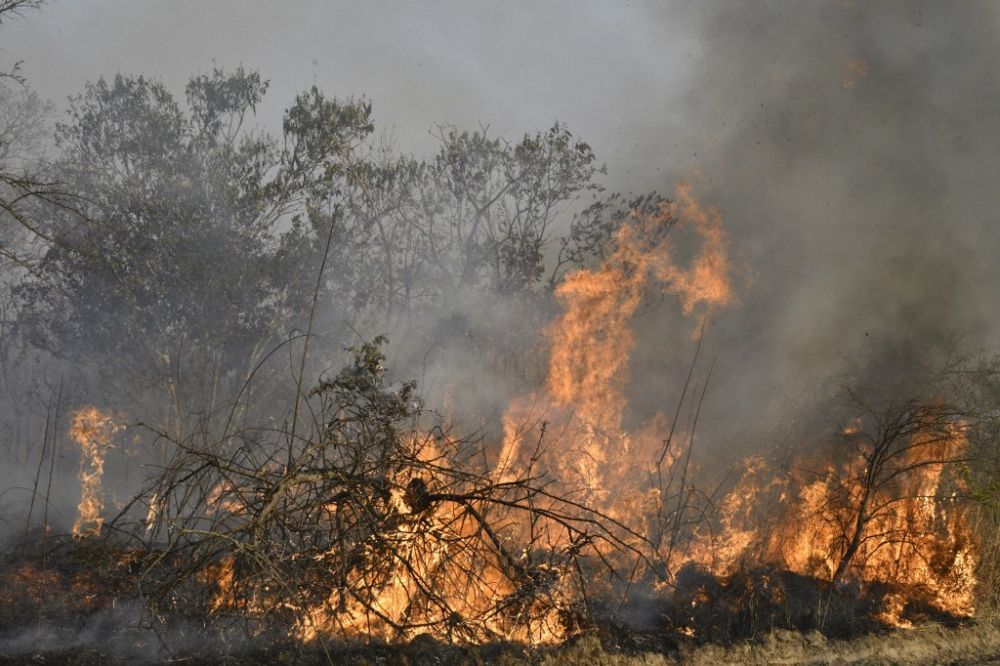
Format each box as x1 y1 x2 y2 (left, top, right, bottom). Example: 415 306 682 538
202 431 573 646
499 181 734 504
70 407 122 538
681 421 977 623
492 176 978 636
175 179 978 645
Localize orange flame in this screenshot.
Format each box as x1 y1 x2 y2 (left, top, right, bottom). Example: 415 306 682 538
70 407 121 538
500 182 733 505
682 424 977 621
192 172 979 641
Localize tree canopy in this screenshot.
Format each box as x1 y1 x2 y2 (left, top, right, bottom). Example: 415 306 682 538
7 66 633 436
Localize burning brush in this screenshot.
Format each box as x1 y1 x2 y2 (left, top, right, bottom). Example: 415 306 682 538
25 183 982 653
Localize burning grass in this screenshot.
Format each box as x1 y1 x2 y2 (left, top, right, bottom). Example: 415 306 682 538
0 186 993 663
0 535 141 636
0 374 990 661
112 339 653 649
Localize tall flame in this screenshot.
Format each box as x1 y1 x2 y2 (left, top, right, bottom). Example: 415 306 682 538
70 407 121 538
499 181 733 502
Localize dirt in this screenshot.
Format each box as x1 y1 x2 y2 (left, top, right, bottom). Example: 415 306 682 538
5 621 1000 665
657 619 1000 665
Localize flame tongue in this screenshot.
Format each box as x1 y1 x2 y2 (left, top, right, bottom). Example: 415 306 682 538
495 177 978 630
193 182 740 646
70 407 121 538
682 423 977 622
501 182 734 502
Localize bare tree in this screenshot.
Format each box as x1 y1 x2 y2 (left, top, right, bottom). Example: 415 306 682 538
825 395 970 583
0 1 44 83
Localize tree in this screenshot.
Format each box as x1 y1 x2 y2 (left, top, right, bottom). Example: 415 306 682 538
0 82 52 315
0 0 55 288
16 68 374 437
0 1 44 83
13 63 660 448
274 118 624 420
294 122 606 330
828 397 969 582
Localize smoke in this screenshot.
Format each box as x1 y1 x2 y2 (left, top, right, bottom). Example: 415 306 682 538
7 2 995 434
1 3 999 654
0 0 994 515
0 600 264 663
618 1 1000 455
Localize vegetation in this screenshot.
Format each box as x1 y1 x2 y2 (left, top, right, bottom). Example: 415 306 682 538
3 3 1000 664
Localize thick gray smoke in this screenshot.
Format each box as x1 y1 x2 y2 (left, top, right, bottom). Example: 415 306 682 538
1 2 999 659
389 1 1000 461
619 1 1000 456
2 0 999 540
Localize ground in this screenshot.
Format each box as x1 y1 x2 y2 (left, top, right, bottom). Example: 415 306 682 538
5 622 1000 665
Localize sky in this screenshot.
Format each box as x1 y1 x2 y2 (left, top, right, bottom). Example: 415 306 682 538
5 0 1000 455
2 1 702 191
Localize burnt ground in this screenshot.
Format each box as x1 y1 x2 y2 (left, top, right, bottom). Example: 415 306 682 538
0 539 996 665
4 626 1000 665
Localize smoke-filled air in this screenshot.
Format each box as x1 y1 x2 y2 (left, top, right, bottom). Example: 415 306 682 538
3 2 1000 664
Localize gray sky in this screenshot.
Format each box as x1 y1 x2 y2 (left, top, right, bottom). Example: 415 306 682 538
2 1 702 191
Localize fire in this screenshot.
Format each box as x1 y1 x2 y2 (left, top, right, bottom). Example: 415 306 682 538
205 557 241 613
157 179 979 645
681 421 977 622
290 492 570 645
546 181 732 416
206 479 244 514
658 182 734 326
70 407 122 538
183 183 740 645
203 431 574 645
499 182 733 504
493 176 978 635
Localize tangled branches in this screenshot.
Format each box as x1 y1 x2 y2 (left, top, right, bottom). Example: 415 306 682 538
120 339 646 645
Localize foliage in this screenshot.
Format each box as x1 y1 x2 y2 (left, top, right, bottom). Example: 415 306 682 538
15 68 374 432
9 65 634 438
